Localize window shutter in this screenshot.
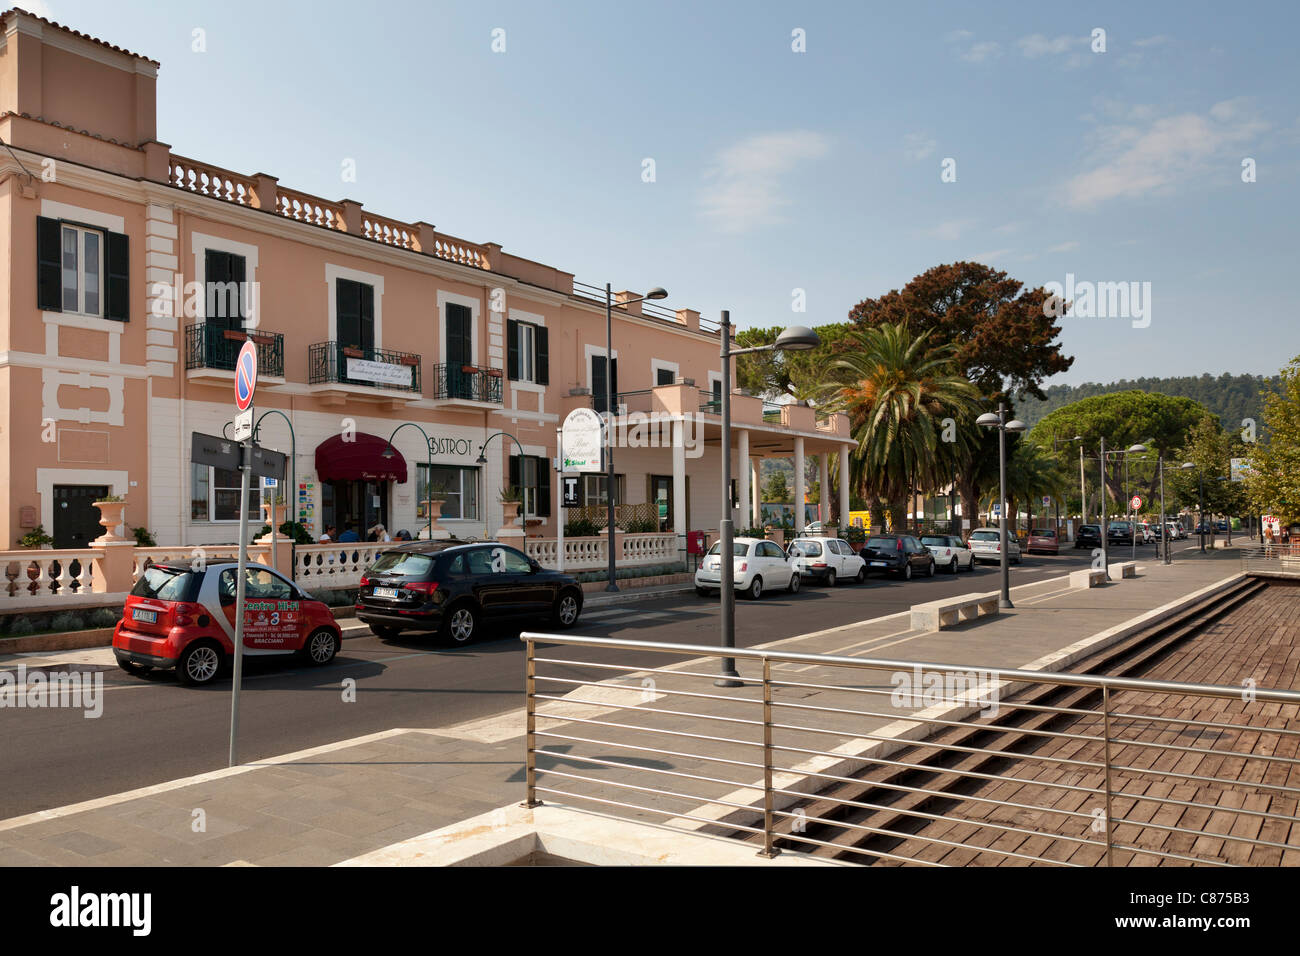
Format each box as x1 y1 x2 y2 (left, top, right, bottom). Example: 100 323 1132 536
106 231 130 321
336 279 360 346
359 283 375 351
37 217 62 312
611 358 619 401
537 459 552 517
231 254 246 324
536 326 549 385
592 356 607 412
509 455 520 494
506 319 519 380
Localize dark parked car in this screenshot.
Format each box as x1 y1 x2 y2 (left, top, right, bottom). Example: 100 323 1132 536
1075 524 1102 549
1106 520 1140 544
355 540 584 644
859 534 935 580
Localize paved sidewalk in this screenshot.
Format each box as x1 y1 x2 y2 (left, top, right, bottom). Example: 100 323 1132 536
0 550 1249 866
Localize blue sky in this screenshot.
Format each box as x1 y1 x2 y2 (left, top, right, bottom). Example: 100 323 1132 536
35 0 1300 387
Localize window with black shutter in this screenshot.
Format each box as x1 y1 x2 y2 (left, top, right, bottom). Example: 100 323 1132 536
509 454 552 519
336 278 374 351
507 319 547 385
657 367 675 386
592 355 618 412
204 250 246 330
446 302 472 367
37 216 128 320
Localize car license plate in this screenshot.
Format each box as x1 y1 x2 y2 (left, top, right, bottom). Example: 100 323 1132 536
871 561 886 567
373 587 399 598
132 608 157 624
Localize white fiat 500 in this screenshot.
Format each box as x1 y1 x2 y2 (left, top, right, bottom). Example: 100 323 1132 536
787 536 866 586
695 537 800 599
920 534 975 573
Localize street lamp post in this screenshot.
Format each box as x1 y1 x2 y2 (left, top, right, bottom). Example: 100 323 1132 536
603 285 668 592
1052 434 1082 538
1130 445 1172 565
977 404 1027 609
716 313 819 686
477 430 529 543
1181 463 1204 553
382 422 434 541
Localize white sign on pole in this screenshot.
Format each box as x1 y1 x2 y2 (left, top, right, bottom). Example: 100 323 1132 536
233 408 254 441
561 407 603 473
1042 495 1051 508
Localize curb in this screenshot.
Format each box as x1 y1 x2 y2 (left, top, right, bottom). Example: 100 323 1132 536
585 585 696 608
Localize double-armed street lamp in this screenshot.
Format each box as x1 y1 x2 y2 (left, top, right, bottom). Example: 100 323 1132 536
1051 433 1083 530
976 404 1026 609
1128 444 1173 565
601 285 668 592
716 313 819 687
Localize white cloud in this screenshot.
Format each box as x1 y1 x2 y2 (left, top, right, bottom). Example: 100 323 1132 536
925 219 975 241
1064 99 1268 207
903 133 937 161
1049 241 1079 253
1018 34 1082 58
962 41 1001 63
698 131 830 233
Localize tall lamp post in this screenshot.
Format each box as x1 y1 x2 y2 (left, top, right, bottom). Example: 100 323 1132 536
1129 444 1173 565
716 313 819 686
1181 462 1204 553
602 285 668 592
977 403 1027 609
382 422 433 541
1051 434 1082 535
477 430 529 542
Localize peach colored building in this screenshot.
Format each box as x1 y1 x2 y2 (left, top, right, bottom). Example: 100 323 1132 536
0 8 851 568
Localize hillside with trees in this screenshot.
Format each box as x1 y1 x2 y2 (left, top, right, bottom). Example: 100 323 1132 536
1017 374 1277 432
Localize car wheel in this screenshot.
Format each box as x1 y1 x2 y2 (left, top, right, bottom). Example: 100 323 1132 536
176 640 222 686
304 628 339 666
855 567 866 584
826 569 836 588
696 586 711 598
902 564 913 581
926 559 935 577
948 558 958 574
441 602 479 644
747 576 763 599
371 624 401 641
552 591 582 629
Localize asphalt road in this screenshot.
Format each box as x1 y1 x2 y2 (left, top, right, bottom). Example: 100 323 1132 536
1 539 1213 818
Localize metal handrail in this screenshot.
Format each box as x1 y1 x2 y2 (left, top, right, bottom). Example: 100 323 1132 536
520 632 1300 866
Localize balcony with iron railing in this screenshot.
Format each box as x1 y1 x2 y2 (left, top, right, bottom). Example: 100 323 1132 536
308 342 422 396
185 323 284 380
431 363 504 404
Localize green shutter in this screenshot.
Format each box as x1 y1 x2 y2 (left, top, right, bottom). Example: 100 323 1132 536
536 325 549 385
106 231 130 321
506 319 519 380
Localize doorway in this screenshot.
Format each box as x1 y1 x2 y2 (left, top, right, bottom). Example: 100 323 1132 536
322 480 389 539
52 484 110 548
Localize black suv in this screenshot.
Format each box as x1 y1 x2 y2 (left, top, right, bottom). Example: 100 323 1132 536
859 534 935 580
1075 524 1102 549
355 540 584 644
1106 520 1140 544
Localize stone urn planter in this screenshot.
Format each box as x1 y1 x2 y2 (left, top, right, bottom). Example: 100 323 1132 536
92 498 128 543
498 500 524 539
416 499 450 540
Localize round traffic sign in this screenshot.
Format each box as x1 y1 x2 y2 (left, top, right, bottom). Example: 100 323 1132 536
1130 495 1142 511
235 340 257 411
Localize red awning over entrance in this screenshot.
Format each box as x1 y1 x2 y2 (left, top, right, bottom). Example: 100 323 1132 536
314 433 408 483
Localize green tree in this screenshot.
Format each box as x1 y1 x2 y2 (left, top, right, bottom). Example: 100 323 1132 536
824 323 980 530
1168 415 1249 533
763 470 791 504
1028 391 1211 510
1244 356 1300 524
736 322 854 401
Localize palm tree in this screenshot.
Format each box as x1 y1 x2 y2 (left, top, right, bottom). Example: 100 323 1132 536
822 323 981 530
988 440 1070 533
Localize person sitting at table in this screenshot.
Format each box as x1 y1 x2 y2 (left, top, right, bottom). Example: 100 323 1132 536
337 524 360 543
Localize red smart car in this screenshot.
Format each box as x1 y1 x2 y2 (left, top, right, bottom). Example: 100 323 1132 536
113 561 343 686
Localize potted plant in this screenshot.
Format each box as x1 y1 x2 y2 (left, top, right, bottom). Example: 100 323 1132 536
400 354 420 366
342 345 365 358
16 525 54 593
